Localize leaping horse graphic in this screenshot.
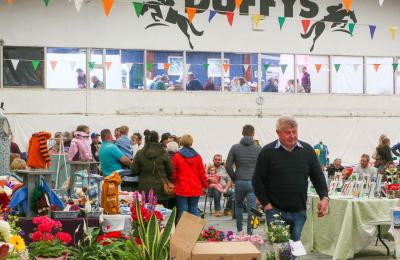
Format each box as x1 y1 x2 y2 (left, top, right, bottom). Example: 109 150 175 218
301 3 357 52
141 0 204 49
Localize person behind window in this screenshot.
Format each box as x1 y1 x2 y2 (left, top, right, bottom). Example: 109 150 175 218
186 72 203 91
263 78 279 92
204 77 215 91
91 76 104 89
301 66 311 93
154 75 169 90
230 77 241 92
76 68 86 89
296 79 306 93
285 79 296 93
239 77 251 92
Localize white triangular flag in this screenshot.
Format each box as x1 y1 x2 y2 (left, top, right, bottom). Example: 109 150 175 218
379 0 384 6
160 5 169 20
126 63 133 71
353 64 360 72
69 61 77 71
185 64 191 73
243 64 250 72
74 0 83 12
11 59 19 70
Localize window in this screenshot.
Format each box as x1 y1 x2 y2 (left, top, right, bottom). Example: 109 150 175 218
396 58 400 95
366 57 394 95
296 55 329 93
3 46 44 87
224 53 258 92
46 48 87 89
147 50 183 91
331 56 363 94
261 54 294 93
90 49 104 89
120 50 144 90
186 52 221 91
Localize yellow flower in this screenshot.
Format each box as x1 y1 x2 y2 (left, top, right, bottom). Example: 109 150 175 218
9 235 25 253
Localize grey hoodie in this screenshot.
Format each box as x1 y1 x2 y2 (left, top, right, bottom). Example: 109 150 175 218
226 136 261 181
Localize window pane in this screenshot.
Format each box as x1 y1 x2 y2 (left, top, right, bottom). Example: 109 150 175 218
46 48 86 89
331 56 363 94
296 55 329 93
3 46 44 87
224 53 258 92
147 50 183 91
396 58 400 95
121 50 144 90
261 54 294 93
186 52 221 91
366 57 393 95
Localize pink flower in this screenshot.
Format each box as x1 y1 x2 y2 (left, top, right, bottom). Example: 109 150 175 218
43 233 54 241
38 222 53 233
56 232 72 244
32 231 44 242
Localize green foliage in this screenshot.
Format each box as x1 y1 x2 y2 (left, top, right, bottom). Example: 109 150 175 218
29 240 69 258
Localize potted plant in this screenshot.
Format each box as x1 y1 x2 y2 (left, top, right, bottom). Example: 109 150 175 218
267 214 291 260
29 216 72 260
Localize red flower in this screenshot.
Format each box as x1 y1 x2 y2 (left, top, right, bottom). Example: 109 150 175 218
56 232 72 244
32 231 44 242
154 210 164 221
97 231 123 245
134 236 142 245
38 222 53 233
43 233 54 241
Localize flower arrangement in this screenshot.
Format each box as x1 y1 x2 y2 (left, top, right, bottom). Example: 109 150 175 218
198 226 226 242
130 190 164 223
225 232 265 247
0 214 27 259
198 227 265 247
267 214 291 260
97 226 129 246
29 216 72 258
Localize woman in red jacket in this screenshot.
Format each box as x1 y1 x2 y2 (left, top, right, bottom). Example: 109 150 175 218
172 135 208 222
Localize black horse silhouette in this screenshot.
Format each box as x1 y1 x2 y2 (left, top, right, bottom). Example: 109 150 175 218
141 0 204 49
301 3 357 52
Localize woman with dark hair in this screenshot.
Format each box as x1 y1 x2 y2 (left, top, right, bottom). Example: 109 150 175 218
375 137 393 168
131 131 173 207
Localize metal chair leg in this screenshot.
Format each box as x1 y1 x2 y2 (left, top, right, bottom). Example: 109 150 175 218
377 225 390 256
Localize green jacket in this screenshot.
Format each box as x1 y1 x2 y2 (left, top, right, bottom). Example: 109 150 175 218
131 142 173 201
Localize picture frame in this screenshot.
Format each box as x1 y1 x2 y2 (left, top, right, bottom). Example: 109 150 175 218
167 56 184 76
208 58 229 77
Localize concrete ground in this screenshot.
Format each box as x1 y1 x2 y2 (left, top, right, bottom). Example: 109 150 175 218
199 199 395 259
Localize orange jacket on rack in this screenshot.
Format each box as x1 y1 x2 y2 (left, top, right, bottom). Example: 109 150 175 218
27 132 52 169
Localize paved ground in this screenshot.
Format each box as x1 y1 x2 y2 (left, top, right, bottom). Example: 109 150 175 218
199 199 395 259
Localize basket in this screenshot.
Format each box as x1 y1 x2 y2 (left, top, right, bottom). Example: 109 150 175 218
51 210 80 219
80 207 103 218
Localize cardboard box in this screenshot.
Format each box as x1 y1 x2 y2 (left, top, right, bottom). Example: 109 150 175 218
170 212 261 260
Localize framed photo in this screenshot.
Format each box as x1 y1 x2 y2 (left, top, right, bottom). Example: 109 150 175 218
167 56 183 76
208 58 229 77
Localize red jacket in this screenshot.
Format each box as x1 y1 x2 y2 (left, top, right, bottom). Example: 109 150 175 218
172 147 208 197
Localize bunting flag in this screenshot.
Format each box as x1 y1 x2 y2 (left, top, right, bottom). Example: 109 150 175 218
252 15 262 29
373 64 380 72
147 63 153 71
226 12 234 26
44 0 50 7
348 23 355 36
369 25 377 39
126 63 133 71
379 0 384 6
88 62 95 70
393 63 399 72
353 64 360 71
280 64 288 74
278 16 286 30
301 20 310 34
334 64 341 73
133 2 144 18
74 0 83 12
203 63 209 71
186 7 197 23
208 10 217 23
243 64 250 72
32 60 41 71
389 27 398 41
160 5 169 19
105 61 112 71
11 59 19 70
103 0 114 16
315 64 322 73
49 60 58 71
342 0 353 12
235 0 243 10
69 61 77 71
7 0 13 5
263 63 270 71
223 63 230 73
185 64 191 72
164 63 170 72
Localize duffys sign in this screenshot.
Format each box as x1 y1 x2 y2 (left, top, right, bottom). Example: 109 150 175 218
141 0 357 52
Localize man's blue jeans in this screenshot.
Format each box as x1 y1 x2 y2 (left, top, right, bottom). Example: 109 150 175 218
265 207 307 241
234 180 256 234
209 188 233 211
176 196 200 223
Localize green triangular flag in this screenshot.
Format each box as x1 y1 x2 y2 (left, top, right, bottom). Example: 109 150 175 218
393 63 399 72
147 63 153 71
334 64 341 72
32 60 41 71
132 2 144 18
280 64 288 74
348 23 356 36
278 16 286 30
88 62 95 70
263 63 270 71
203 63 209 71
44 0 49 7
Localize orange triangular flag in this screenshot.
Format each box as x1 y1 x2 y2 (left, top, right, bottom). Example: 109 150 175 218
315 64 322 73
223 63 230 73
105 61 112 71
49 61 58 71
342 0 353 12
301 20 311 33
103 0 114 16
235 0 243 10
164 63 170 72
7 0 13 5
226 12 234 26
186 7 197 23
373 64 380 72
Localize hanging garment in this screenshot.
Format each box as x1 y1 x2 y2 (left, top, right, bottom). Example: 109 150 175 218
27 132 52 169
0 114 11 176
101 172 122 215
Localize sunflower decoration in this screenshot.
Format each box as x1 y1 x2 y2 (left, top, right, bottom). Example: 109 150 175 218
9 235 25 253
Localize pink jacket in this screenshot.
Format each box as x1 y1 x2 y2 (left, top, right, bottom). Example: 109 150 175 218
68 131 92 161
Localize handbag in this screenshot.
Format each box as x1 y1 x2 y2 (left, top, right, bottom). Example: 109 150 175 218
153 161 175 196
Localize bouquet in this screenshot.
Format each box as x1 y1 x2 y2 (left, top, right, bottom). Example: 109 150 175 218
198 226 226 242
130 190 163 223
267 214 291 260
29 216 72 258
